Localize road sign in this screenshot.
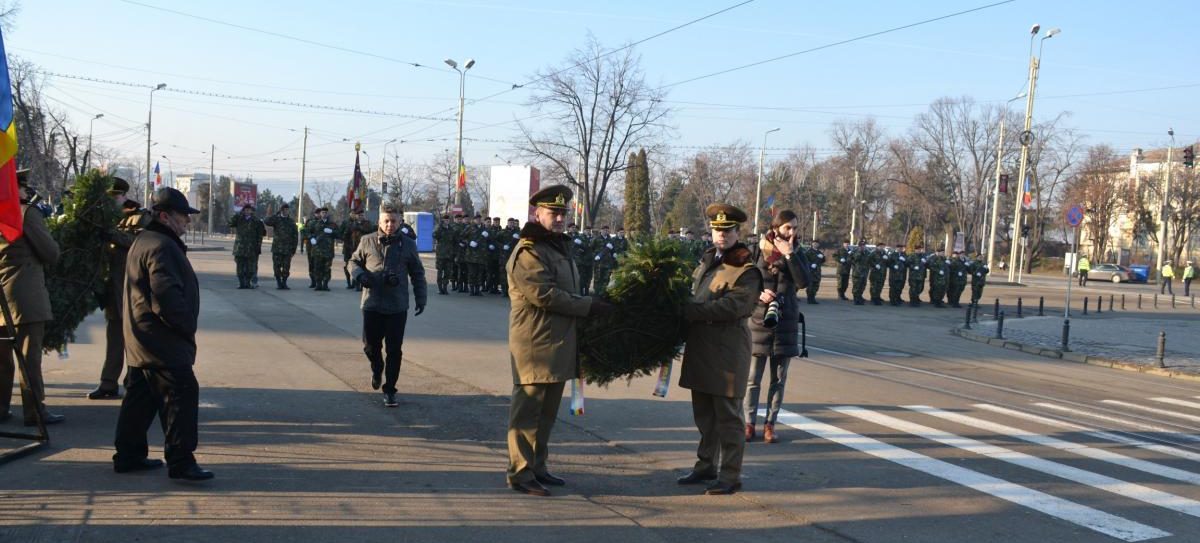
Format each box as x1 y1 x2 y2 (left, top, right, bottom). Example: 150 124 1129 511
1066 205 1084 227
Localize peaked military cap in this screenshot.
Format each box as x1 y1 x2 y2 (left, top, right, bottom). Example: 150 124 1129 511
529 184 572 210
704 203 746 231
108 177 131 196
314 206 329 213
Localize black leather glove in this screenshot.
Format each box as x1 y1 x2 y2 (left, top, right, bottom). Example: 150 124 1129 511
385 273 401 287
358 272 376 289
414 304 425 316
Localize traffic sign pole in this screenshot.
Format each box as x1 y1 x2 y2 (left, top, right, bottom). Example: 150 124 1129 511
1062 204 1084 352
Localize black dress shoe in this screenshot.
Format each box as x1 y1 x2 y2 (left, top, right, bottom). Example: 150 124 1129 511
371 373 382 390
509 479 550 497
169 465 215 481
25 413 65 426
535 472 566 486
383 392 398 407
677 471 718 485
114 458 164 473
704 481 742 495
87 386 123 400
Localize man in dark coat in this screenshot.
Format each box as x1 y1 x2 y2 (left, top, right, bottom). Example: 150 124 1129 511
89 177 151 400
677 203 762 495
113 188 213 481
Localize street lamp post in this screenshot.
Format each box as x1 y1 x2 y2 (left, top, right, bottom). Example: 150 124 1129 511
360 148 372 212
1155 129 1176 281
985 92 1026 271
849 169 861 245
753 127 780 234
86 113 103 171
160 155 173 188
144 83 166 203
445 58 475 214
380 138 397 207
1007 27 1059 283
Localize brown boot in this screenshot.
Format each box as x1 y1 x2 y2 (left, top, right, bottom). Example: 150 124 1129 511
745 423 755 442
763 423 778 444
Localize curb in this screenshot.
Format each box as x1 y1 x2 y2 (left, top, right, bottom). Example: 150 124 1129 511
950 326 1200 383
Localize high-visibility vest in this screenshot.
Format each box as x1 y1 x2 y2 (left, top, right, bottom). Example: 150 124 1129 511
1162 265 1175 278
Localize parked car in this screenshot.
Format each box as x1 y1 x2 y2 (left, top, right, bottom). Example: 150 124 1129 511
1087 263 1135 283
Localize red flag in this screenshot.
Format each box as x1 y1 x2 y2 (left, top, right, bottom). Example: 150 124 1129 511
456 158 466 191
0 28 21 241
347 151 365 211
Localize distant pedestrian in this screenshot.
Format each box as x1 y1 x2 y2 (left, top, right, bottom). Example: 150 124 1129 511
113 188 212 481
1184 260 1194 297
1077 254 1090 287
1160 261 1174 295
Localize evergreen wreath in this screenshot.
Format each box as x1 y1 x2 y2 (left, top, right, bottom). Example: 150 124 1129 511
579 237 695 385
43 170 119 353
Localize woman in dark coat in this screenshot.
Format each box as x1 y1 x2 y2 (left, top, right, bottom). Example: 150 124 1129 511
744 210 810 443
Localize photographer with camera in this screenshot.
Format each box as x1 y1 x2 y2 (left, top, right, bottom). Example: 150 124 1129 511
744 210 810 444
349 202 427 407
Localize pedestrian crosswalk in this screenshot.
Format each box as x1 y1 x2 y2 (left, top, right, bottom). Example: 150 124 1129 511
773 394 1200 541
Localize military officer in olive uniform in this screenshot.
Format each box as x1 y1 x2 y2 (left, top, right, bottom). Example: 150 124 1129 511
969 254 989 304
928 247 949 308
833 239 852 300
304 207 339 291
433 214 454 295
463 214 487 296
677 203 762 496
850 240 870 305
947 250 968 308
341 209 374 291
907 245 928 307
868 241 888 306
228 204 266 289
506 185 612 497
887 242 908 306
263 203 298 290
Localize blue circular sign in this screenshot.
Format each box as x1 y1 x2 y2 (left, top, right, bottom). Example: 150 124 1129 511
1066 205 1084 227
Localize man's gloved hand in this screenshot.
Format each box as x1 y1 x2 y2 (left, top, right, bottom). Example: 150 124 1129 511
358 272 376 288
588 298 615 317
385 273 402 287
414 304 425 316
310 238 318 245
323 227 334 234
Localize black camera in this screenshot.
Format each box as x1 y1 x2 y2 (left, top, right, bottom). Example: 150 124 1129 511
384 272 401 287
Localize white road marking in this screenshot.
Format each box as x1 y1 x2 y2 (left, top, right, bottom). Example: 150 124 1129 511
836 406 1200 519
1033 402 1200 443
773 409 1169 542
974 404 1200 463
1102 400 1200 424
906 405 1200 485
1150 397 1200 411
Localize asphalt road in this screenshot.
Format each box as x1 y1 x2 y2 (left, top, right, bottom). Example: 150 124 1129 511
2 244 1199 542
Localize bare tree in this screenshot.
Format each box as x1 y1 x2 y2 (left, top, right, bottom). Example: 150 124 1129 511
1065 144 1124 260
1022 116 1081 269
310 180 340 208
516 35 670 226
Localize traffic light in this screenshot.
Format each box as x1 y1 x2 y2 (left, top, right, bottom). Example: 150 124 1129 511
999 174 1009 194
1184 145 1195 168
1021 225 1031 237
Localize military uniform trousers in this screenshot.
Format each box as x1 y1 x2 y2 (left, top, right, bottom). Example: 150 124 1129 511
455 258 469 289
272 252 293 281
888 279 906 306
507 381 565 484
113 365 199 471
837 272 850 298
307 251 316 286
970 283 985 304
312 256 334 285
908 277 925 304
930 276 947 304
467 262 485 288
486 256 500 291
691 389 746 485
235 255 258 286
593 266 612 296
99 315 126 391
577 264 594 295
948 277 966 306
0 322 48 423
851 274 868 303
805 275 821 302
868 273 886 302
435 257 453 290
496 261 509 296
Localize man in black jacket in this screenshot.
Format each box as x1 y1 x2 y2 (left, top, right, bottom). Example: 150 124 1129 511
113 188 213 481
349 202 427 407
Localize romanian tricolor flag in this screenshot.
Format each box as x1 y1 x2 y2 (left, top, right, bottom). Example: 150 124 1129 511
0 28 21 242
154 162 162 188
347 150 365 211
1022 177 1033 209
456 158 466 191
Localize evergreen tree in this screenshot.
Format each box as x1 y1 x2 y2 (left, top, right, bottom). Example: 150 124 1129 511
624 148 652 236
906 226 925 253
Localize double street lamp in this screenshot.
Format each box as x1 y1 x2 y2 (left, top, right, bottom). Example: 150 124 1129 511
145 83 166 203
984 91 1026 271
1007 25 1060 283
445 58 475 212
86 113 103 171
753 127 781 234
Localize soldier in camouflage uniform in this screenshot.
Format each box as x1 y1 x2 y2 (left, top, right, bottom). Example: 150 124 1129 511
928 247 949 308
485 217 502 293
946 250 968 308
572 224 594 295
497 217 520 297
907 245 927 307
304 207 339 291
868 241 888 305
802 240 824 304
229 204 266 289
969 253 989 304
341 209 374 290
263 203 298 290
850 240 870 305
886 241 908 306
833 240 852 301
452 214 468 292
463 214 487 296
433 214 454 295
592 225 618 296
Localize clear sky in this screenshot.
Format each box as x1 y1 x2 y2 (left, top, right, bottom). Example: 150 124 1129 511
8 0 1199 194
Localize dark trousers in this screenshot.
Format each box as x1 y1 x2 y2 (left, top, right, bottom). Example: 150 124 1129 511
851 274 867 302
691 390 745 485
908 277 925 302
0 322 46 421
836 272 850 297
577 265 593 295
1078 271 1088 287
506 381 565 484
114 366 199 470
272 252 292 281
99 317 125 390
806 275 821 301
436 257 452 289
888 281 905 305
1185 278 1193 297
744 355 791 426
235 255 256 286
362 310 408 394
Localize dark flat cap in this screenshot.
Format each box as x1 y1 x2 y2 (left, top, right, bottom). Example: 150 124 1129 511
704 203 747 230
241 203 254 211
529 185 572 211
15 167 30 186
151 187 200 214
314 207 328 213
107 177 131 196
